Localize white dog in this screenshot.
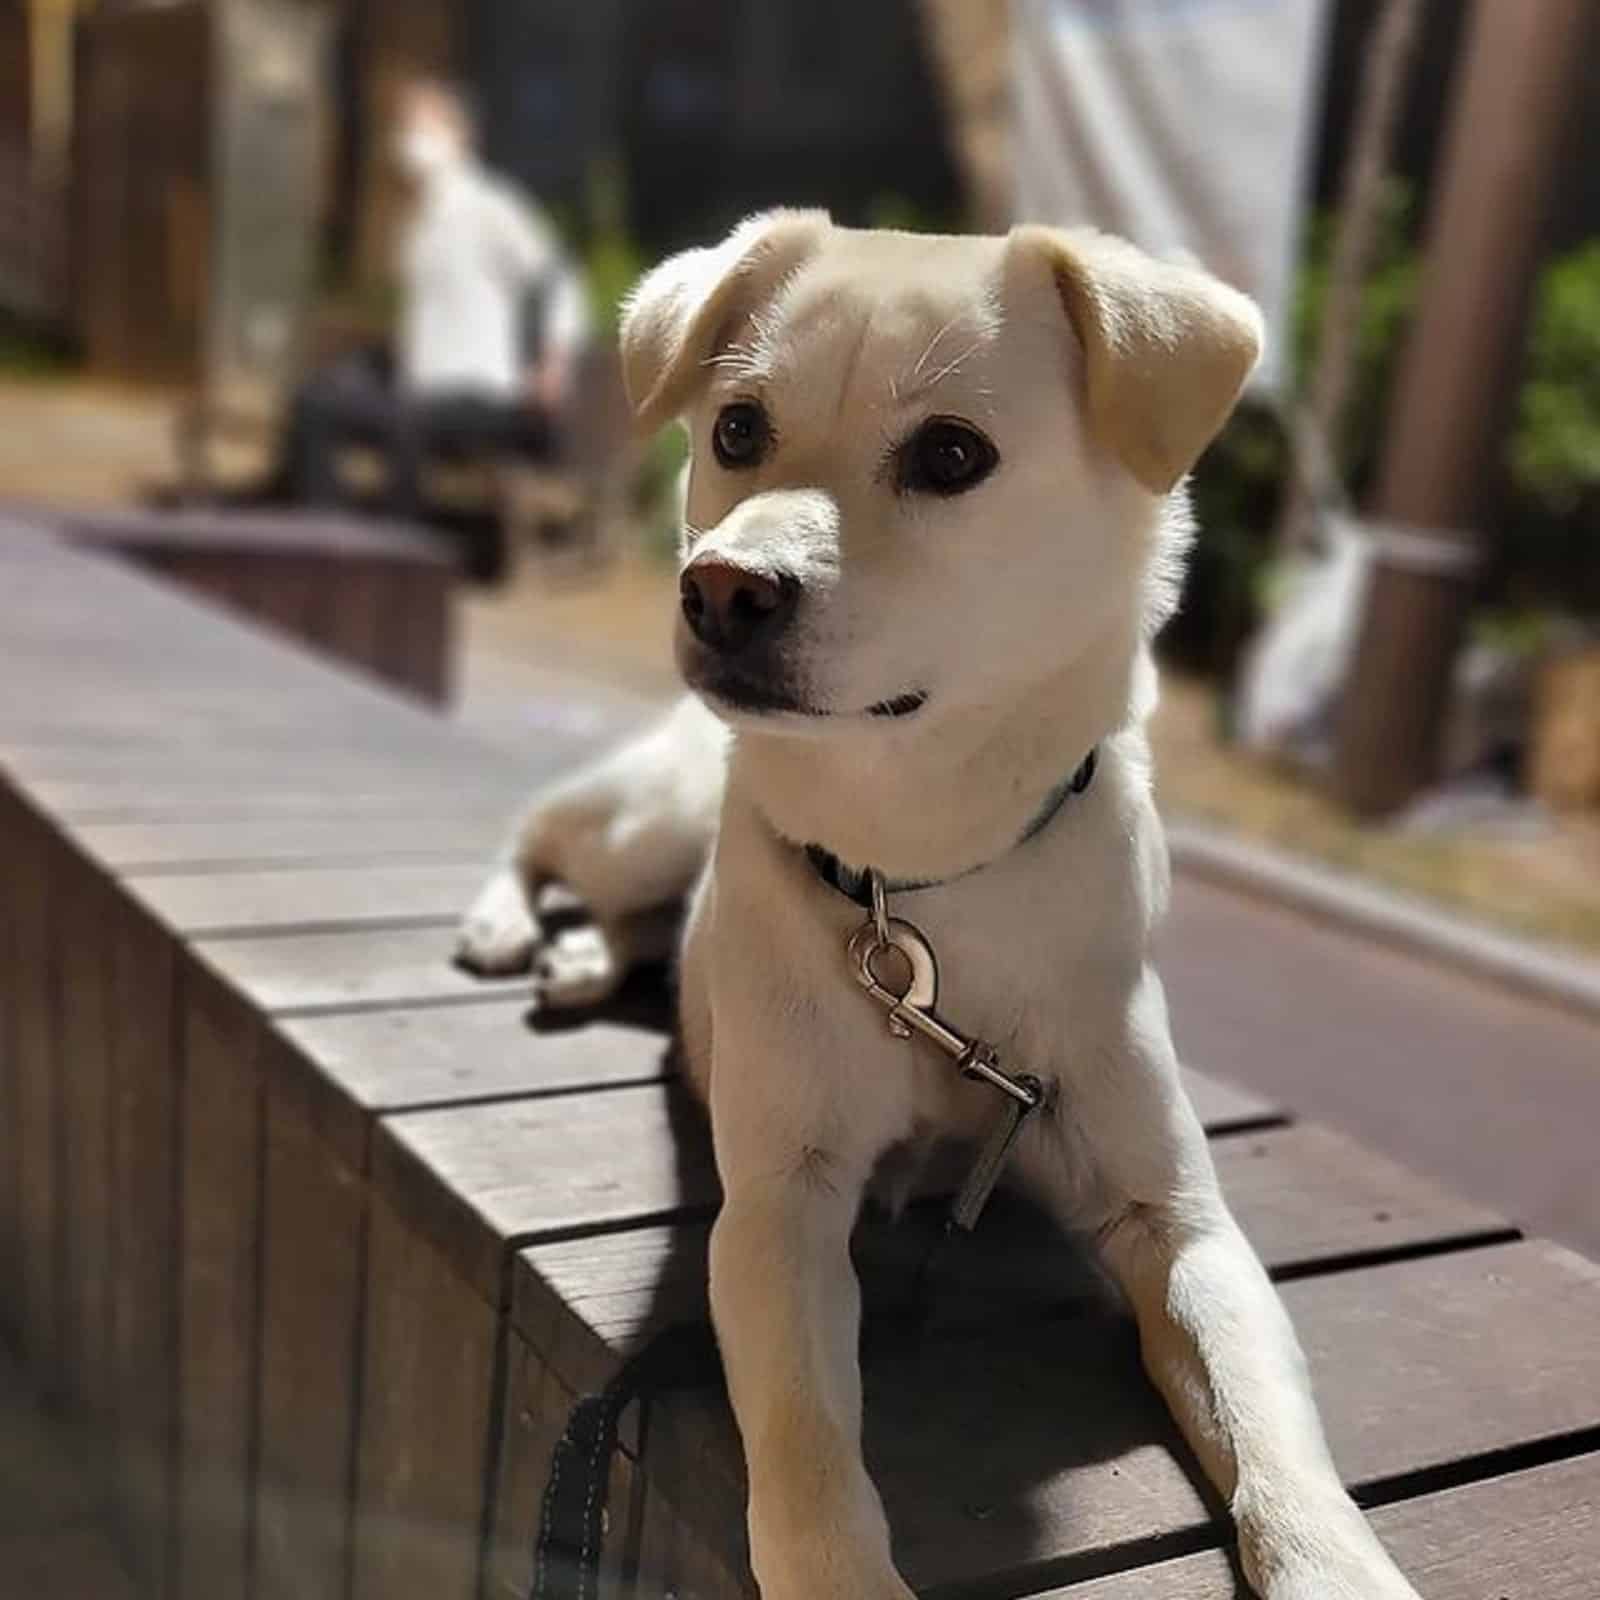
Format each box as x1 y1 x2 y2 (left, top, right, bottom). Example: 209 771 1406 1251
459 212 1421 1600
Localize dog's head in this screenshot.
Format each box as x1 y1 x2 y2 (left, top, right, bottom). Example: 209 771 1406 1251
622 211 1261 734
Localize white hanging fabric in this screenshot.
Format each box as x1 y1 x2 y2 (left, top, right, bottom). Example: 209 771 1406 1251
1013 0 1330 395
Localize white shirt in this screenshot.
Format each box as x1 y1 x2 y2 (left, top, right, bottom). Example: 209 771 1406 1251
398 160 589 399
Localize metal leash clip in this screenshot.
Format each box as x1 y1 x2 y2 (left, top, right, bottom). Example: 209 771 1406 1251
847 873 1045 1230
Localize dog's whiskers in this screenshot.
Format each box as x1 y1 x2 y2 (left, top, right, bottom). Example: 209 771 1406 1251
702 344 765 383
909 313 962 381
917 335 989 394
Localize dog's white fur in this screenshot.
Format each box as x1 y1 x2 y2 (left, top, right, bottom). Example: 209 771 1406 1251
459 213 1421 1600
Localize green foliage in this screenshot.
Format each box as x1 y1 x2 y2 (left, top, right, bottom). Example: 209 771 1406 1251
579 157 649 341
1175 403 1290 674
1173 188 1424 674
1511 241 1600 516
865 194 952 234
634 422 691 565
0 318 74 379
1288 181 1421 495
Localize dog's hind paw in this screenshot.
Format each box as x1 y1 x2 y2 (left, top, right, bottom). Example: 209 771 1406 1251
531 923 623 1011
455 870 542 976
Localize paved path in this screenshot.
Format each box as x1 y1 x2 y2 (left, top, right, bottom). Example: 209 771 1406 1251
1161 876 1600 1260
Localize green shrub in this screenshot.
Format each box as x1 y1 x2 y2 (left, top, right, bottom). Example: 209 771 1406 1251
1513 241 1600 513
579 157 648 341
1170 184 1423 674
1289 181 1421 496
0 317 74 378
634 422 690 565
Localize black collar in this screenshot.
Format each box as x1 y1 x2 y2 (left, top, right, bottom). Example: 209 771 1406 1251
804 747 1098 909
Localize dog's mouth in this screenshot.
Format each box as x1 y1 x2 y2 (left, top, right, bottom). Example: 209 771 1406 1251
694 670 928 724
866 692 928 719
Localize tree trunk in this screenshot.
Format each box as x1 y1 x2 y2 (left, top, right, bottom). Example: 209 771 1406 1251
1332 0 1595 818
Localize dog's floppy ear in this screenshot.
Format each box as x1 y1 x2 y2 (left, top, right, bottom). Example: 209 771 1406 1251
1011 225 1263 494
620 208 831 431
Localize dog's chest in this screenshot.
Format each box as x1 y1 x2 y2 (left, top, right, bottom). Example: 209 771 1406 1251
883 849 1122 1063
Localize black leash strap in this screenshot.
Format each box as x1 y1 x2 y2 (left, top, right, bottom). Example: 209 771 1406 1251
529 1220 960 1599
531 1321 722 1599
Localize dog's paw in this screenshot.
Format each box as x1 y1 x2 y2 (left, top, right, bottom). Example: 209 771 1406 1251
455 870 542 976
530 923 623 1010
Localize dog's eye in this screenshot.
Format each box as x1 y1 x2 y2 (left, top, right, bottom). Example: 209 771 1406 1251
712 402 771 469
899 418 998 496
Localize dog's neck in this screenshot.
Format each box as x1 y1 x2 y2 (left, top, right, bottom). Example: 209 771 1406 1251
729 607 1152 883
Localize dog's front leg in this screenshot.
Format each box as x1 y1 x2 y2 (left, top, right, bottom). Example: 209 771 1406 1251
708 1082 913 1599
711 1167 912 1600
1069 972 1421 1600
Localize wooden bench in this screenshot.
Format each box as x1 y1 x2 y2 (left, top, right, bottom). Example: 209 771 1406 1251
11 502 455 704
2 522 1597 1600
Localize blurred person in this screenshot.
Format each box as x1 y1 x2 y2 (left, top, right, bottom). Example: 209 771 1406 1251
280 77 590 518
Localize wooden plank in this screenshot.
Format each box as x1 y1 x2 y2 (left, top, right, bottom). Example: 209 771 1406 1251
857 1240 1600 1593
1048 1453 1600 1599
5 745 501 788
1179 1067 1276 1131
128 860 489 937
495 1120 1514 1600
538 1241 1600 1598
246 1005 671 1600
377 1084 721 1305
196 925 523 1013
0 1345 98 1533
488 1325 724 1600
37 779 520 824
631 1480 684 1600
305 558 388 684
254 1085 367 1600
65 507 453 566
107 893 180 1598
0 689 478 753
12 803 62 1386
0 1529 140 1600
67 510 455 709
73 813 505 872
0 789 19 1350
488 1337 564 1600
1206 1121 1511 1270
349 1190 501 1600
516 1120 1511 1372
510 1118 1510 1407
54 851 120 1432
406 1087 1485 1329
277 1004 672 1116
176 966 265 1600
381 562 454 704
221 556 319 660
0 673 459 738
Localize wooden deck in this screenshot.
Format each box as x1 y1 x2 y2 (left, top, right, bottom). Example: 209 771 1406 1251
2 522 1597 1600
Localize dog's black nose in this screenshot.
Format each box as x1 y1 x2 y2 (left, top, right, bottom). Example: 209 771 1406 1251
680 560 798 655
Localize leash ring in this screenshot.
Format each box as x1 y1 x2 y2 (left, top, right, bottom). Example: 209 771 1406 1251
869 869 891 946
